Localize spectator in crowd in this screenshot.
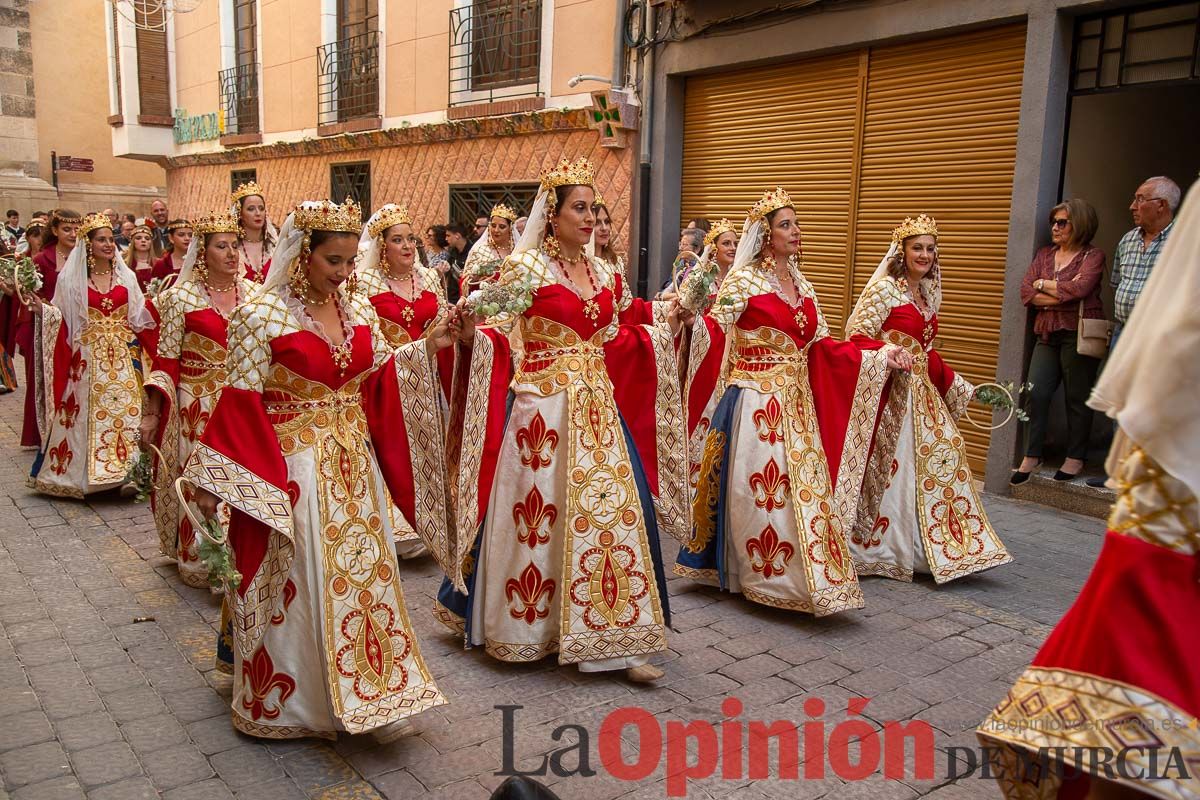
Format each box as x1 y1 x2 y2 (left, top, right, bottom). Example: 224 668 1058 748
659 226 707 296
473 215 489 241
1013 199 1106 485
149 199 170 251
18 219 46 259
4 210 23 248
1084 175 1180 488
103 208 120 230
116 219 135 248
515 216 527 237
445 224 472 304
423 224 449 269
685 218 711 232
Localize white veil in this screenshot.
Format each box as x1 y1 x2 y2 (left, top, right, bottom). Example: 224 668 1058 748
178 233 202 285
53 236 157 342
726 216 764 279
513 188 550 256
256 209 306 299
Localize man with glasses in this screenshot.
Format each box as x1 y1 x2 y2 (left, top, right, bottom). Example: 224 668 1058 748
473 215 489 242
1086 175 1180 488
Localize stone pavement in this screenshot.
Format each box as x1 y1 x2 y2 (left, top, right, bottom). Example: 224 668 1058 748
0 374 1106 800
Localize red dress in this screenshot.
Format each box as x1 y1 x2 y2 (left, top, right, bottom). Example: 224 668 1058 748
18 248 64 446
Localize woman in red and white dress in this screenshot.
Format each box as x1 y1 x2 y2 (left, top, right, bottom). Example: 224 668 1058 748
185 199 450 740
355 203 454 559
460 203 517 294
149 219 193 291
232 181 276 283
676 219 738 491
142 212 257 588
30 213 158 497
674 188 909 616
977 183 1200 800
123 222 158 291
437 158 691 683
845 215 1011 583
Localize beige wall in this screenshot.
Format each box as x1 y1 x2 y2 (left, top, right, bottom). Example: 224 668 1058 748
29 0 165 194
386 0 453 116
550 0 615 96
173 0 222 122
260 0 320 132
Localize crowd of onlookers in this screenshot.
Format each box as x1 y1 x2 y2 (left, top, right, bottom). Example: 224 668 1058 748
1014 175 1180 487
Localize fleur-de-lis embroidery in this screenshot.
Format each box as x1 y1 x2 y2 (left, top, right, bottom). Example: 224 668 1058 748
270 580 297 626
749 458 790 512
240 647 296 721
59 394 80 430
745 524 794 579
179 398 210 441
516 411 558 471
48 440 73 475
67 351 87 383
504 563 556 625
752 395 784 445
512 485 557 549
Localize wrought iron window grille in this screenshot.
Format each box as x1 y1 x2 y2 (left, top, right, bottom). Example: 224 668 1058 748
332 162 372 215
448 0 543 106
318 30 380 125
449 184 538 227
230 169 257 193
1071 1 1200 94
219 63 260 135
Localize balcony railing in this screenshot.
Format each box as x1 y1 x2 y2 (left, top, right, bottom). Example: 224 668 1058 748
219 63 260 136
317 31 380 127
449 0 542 107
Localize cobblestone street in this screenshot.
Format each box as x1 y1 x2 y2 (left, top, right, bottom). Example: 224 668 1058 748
0 374 1105 800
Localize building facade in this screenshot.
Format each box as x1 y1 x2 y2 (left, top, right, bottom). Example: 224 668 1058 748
640 0 1200 488
106 0 635 240
0 0 166 218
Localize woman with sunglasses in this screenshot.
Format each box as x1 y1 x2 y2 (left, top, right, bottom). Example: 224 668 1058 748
1012 199 1105 485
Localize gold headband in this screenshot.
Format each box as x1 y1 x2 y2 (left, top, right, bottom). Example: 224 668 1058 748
748 187 793 223
293 198 362 233
703 219 737 249
368 204 414 239
231 181 265 204
539 157 596 193
892 214 938 243
192 212 240 237
489 203 518 223
78 213 112 239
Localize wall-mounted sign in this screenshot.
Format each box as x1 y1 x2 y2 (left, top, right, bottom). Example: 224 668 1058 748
56 155 95 172
173 108 224 144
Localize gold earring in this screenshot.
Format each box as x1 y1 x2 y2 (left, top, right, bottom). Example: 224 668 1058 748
544 232 561 258
290 236 313 299
195 245 209 283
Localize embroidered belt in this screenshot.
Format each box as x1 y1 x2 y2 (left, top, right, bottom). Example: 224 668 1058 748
514 316 608 396
727 326 810 391
80 313 134 344
265 390 367 455
883 329 932 358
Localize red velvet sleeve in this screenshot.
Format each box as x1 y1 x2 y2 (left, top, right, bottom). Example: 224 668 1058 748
33 249 57 302
197 387 290 598
926 349 957 397
363 355 417 529
151 253 174 280
686 316 725 436
51 322 71 412
604 324 662 494
450 329 513 527
807 337 871 482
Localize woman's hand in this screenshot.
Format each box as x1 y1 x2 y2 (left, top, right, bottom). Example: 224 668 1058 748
884 344 913 372
138 413 161 451
667 299 694 337
194 487 220 521
450 301 479 345
424 314 455 354
0 278 14 297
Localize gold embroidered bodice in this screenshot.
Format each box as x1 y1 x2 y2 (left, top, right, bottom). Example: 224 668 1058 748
1109 443 1200 555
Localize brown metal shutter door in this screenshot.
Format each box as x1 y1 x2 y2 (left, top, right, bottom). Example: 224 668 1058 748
848 24 1027 474
136 5 171 118
680 51 862 312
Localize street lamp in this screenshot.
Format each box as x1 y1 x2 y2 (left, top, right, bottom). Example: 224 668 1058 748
567 74 613 89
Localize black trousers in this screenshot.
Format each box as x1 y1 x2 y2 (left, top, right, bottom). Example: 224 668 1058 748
1024 330 1100 461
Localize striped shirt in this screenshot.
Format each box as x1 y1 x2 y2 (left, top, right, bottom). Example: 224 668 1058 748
1112 221 1174 324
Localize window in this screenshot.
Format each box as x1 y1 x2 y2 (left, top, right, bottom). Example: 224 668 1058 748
317 0 380 126
230 169 257 193
1071 2 1200 93
331 162 372 214
448 183 538 227
220 0 260 137
135 4 171 120
448 0 542 106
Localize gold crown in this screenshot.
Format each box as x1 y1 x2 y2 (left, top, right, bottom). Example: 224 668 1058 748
191 212 240 237
231 181 265 204
539 157 596 193
592 191 607 209
165 219 192 233
892 214 939 243
78 213 112 238
748 187 793 223
489 203 518 222
368 204 414 238
293 198 362 234
703 219 737 249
